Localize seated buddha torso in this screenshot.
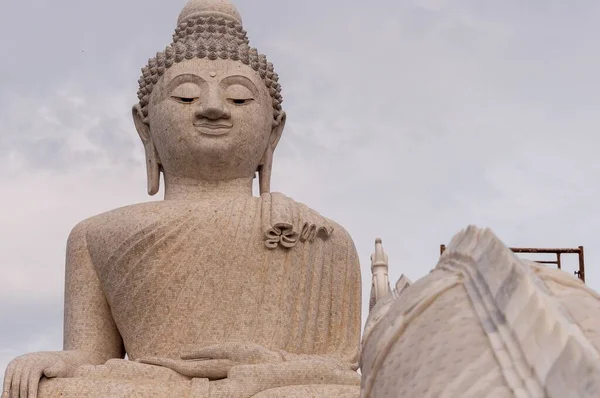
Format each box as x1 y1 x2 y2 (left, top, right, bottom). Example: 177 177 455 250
2 1 364 396
82 194 361 364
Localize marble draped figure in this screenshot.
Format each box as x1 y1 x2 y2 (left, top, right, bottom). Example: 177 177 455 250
361 227 600 398
2 1 362 397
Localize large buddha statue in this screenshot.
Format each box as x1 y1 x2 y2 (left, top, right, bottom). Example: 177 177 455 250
2 1 362 397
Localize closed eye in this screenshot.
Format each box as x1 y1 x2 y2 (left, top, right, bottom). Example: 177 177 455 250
228 98 254 105
171 96 199 104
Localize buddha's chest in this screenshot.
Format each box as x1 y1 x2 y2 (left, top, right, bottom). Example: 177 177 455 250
89 200 271 309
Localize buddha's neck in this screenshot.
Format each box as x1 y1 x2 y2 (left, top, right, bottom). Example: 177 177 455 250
163 175 254 201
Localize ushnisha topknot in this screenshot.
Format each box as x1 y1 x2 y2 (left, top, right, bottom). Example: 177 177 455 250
178 0 243 25
137 0 283 121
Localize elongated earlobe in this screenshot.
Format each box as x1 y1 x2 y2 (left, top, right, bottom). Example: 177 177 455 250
258 112 286 195
145 146 161 196
258 154 272 195
132 104 161 196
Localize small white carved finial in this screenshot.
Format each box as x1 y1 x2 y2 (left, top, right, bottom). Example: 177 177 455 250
371 237 388 269
369 237 391 311
178 0 243 25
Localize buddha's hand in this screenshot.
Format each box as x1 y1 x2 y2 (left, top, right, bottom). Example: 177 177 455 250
2 351 76 398
138 342 283 380
206 360 361 398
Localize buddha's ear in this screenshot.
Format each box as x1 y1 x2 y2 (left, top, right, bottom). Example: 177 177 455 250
132 104 151 144
269 111 286 151
258 112 286 195
132 104 161 196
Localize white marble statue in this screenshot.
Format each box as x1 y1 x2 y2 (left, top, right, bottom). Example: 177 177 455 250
361 226 600 398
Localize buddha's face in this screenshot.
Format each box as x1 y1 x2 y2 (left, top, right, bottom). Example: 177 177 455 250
144 58 277 181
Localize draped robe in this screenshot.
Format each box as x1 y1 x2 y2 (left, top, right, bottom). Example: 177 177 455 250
39 193 361 397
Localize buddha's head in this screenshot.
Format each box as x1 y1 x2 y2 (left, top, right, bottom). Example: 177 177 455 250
132 0 285 196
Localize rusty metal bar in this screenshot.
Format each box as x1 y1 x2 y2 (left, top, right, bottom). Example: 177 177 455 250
509 248 582 254
439 245 585 283
576 246 585 283
440 246 582 255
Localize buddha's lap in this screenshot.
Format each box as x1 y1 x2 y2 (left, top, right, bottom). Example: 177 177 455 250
38 359 198 397
38 378 359 398
38 377 202 398
73 358 190 381
252 385 360 397
36 359 360 397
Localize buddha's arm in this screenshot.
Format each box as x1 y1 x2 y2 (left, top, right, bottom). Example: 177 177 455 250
2 221 125 398
175 343 358 372
141 343 360 393
63 219 125 362
206 360 360 397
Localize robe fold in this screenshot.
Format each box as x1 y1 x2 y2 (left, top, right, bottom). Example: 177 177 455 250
84 193 361 367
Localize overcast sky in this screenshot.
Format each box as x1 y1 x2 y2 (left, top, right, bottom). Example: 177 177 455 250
1 0 600 376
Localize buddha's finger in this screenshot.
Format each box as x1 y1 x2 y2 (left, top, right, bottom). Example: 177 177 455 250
43 361 65 379
180 345 229 360
28 369 43 398
137 357 190 374
138 357 178 368
20 367 31 398
2 360 16 398
10 361 23 398
190 359 233 379
139 357 233 379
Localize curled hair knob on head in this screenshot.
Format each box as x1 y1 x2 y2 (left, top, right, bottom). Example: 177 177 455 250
178 0 242 25
137 0 284 122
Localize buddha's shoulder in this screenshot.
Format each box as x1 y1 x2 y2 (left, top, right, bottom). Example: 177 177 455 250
268 192 356 245
322 217 355 245
67 201 186 243
66 195 356 247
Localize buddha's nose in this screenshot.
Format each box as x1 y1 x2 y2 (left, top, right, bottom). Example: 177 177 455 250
195 94 231 120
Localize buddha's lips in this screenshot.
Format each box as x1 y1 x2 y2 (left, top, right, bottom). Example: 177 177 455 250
193 123 233 135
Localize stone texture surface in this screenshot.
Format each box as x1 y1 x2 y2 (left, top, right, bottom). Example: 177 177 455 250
361 226 600 398
1 0 361 396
